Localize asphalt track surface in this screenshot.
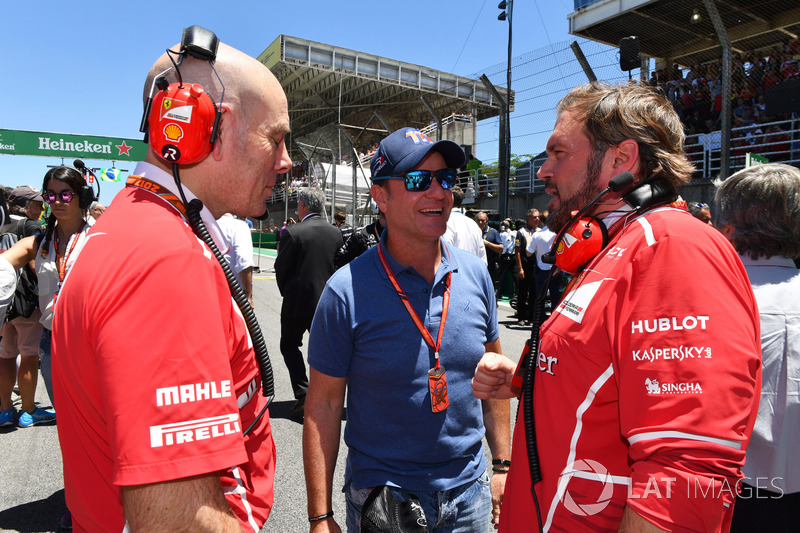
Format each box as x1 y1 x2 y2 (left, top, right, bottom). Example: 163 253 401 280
0 250 528 532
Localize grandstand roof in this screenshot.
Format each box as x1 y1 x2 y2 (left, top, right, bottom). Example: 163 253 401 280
257 35 510 158
569 0 800 68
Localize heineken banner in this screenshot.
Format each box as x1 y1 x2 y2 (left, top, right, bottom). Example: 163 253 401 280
0 128 147 161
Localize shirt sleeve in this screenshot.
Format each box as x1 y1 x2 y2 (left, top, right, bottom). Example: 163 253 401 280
231 220 254 271
92 251 248 486
526 234 536 255
612 232 761 530
0 256 16 317
308 276 353 378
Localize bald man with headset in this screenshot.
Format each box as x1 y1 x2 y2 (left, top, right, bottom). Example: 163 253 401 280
48 28 291 532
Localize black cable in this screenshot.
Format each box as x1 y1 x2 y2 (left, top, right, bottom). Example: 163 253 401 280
171 165 275 436
521 267 552 533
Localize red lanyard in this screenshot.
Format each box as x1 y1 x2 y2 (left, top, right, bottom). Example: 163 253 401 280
54 220 86 284
377 243 451 368
126 175 187 217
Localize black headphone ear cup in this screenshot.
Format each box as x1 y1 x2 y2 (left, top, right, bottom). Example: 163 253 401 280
79 185 95 210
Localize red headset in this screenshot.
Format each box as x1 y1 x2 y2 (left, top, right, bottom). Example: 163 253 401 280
552 214 609 275
542 172 634 275
543 173 678 276
140 26 222 165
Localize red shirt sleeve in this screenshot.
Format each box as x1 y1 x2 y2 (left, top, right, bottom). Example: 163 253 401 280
614 229 761 530
92 250 249 486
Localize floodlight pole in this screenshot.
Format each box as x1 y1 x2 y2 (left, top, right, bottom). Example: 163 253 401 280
497 0 514 219
480 75 508 220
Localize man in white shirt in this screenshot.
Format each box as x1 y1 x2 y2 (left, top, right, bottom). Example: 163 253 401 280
443 185 486 264
513 209 540 325
217 213 255 307
526 211 562 313
717 163 800 532
89 202 106 222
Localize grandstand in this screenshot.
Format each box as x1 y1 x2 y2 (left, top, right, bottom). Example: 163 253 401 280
257 2 800 226
258 35 509 226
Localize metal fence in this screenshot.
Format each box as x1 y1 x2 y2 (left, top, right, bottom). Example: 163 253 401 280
467 115 800 196
463 37 800 216
473 38 635 166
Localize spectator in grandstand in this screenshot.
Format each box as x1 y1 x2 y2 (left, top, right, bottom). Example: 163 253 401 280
734 98 755 122
715 164 800 533
762 67 781 89
472 81 760 532
443 185 486 264
765 123 791 161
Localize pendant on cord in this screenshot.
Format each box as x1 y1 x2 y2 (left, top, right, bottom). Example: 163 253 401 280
428 358 449 413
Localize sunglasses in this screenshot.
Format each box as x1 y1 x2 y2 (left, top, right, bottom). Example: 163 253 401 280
43 190 75 203
383 168 458 192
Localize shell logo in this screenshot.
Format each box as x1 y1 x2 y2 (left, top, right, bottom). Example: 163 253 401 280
164 123 184 142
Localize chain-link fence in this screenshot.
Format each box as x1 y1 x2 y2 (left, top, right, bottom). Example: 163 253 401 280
468 35 800 216
474 38 634 166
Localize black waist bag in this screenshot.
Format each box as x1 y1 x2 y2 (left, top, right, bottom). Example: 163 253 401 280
361 485 428 533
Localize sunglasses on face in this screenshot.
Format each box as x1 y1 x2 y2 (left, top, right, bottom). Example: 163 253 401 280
384 168 458 192
43 190 75 203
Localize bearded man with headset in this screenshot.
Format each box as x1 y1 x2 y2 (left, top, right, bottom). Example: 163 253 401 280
473 82 761 532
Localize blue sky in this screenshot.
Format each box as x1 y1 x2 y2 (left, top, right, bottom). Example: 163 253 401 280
0 0 575 205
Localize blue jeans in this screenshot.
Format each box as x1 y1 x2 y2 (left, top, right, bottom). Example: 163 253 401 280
39 328 54 408
345 472 491 533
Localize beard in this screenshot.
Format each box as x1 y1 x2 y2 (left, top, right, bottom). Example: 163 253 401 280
546 148 605 233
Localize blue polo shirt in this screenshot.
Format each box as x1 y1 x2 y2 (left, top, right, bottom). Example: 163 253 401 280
308 233 499 492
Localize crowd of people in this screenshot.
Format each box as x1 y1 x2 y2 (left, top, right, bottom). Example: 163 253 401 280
649 39 800 169
651 38 800 133
1 25 799 533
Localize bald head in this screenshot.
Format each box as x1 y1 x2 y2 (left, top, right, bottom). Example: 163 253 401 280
141 35 292 218
144 42 285 131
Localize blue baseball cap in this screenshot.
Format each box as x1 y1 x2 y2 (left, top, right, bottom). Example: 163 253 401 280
370 128 466 181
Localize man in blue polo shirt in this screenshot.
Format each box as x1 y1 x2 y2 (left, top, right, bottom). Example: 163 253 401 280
303 127 510 532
